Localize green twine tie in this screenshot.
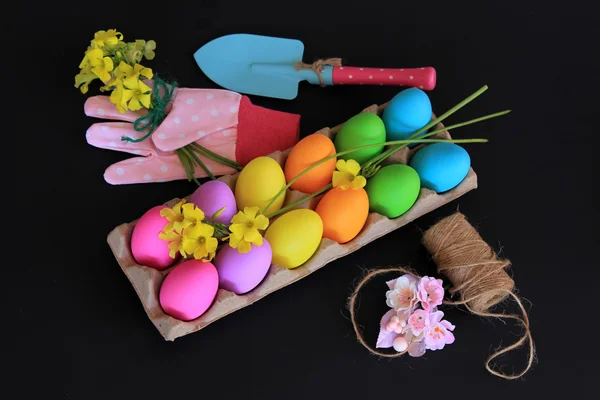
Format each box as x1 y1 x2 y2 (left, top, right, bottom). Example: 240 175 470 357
121 76 177 143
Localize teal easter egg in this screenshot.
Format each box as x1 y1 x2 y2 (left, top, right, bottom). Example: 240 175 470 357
410 143 471 193
382 88 432 142
334 113 386 165
365 164 420 218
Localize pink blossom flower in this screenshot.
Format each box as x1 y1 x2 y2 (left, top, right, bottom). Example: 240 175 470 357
417 276 444 311
423 311 455 351
408 309 430 336
386 275 418 311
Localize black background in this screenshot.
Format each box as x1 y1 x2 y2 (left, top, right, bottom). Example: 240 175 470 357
7 1 598 398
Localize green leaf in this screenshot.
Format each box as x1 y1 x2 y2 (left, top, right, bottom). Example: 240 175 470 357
211 206 226 220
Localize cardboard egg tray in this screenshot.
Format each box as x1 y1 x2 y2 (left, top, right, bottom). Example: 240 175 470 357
107 102 478 341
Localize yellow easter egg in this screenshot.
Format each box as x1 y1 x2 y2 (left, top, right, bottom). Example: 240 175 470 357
264 209 323 269
235 157 287 213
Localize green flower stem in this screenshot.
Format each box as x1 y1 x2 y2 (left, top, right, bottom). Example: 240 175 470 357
176 149 193 181
204 219 231 239
189 142 242 170
362 85 491 172
363 109 511 172
261 86 500 214
261 137 487 215
265 184 333 219
177 149 201 186
181 147 216 181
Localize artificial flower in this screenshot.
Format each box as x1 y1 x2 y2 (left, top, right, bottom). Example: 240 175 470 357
385 315 405 334
417 276 445 311
376 309 400 348
109 78 133 113
86 48 114 83
182 223 218 261
423 311 455 351
228 207 269 253
332 159 367 190
160 199 187 233
385 275 418 311
126 78 152 111
74 68 98 94
91 29 123 48
159 229 184 259
407 309 430 336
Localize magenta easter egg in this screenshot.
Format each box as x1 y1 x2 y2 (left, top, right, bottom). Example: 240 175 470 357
131 206 177 270
214 239 272 294
189 180 237 224
159 260 219 321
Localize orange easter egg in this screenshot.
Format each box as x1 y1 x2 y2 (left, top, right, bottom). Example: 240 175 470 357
284 133 337 194
315 187 369 244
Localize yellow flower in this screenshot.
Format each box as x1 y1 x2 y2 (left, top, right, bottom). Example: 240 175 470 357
91 29 123 48
181 203 205 227
86 48 114 84
228 207 269 253
109 78 133 113
160 199 187 233
74 68 98 94
125 77 152 111
182 223 218 261
332 159 367 190
79 51 92 69
159 229 184 259
115 62 153 84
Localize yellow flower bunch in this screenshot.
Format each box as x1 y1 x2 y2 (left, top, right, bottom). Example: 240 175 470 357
74 29 157 113
159 200 219 262
332 159 367 190
228 207 270 253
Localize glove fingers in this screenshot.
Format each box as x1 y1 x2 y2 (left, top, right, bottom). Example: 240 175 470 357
104 152 236 185
84 96 147 122
104 154 187 184
86 122 158 155
151 88 241 152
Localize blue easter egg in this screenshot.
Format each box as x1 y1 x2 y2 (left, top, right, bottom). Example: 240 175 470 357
409 143 471 193
382 88 432 142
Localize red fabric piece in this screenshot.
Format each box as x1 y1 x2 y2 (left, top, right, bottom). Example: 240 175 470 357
236 96 300 165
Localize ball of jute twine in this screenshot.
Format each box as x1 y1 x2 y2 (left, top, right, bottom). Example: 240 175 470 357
348 212 535 380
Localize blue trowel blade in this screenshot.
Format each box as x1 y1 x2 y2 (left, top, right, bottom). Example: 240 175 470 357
194 33 306 100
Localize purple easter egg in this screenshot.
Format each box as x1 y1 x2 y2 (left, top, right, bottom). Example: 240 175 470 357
214 239 272 294
189 180 237 224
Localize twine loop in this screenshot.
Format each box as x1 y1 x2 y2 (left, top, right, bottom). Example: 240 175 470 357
348 212 536 380
294 58 342 87
122 77 178 143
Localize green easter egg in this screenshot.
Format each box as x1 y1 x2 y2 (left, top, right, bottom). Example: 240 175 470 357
365 164 421 218
334 113 386 165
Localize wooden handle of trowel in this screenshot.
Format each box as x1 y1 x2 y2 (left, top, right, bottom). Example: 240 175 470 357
332 66 436 90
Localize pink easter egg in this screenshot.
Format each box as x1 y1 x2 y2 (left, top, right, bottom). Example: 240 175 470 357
159 260 219 321
214 239 272 294
189 180 237 224
131 206 178 270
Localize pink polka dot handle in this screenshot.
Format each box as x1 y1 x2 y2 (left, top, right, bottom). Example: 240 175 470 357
332 66 436 90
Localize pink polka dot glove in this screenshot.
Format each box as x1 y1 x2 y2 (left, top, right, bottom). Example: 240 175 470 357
84 88 300 184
